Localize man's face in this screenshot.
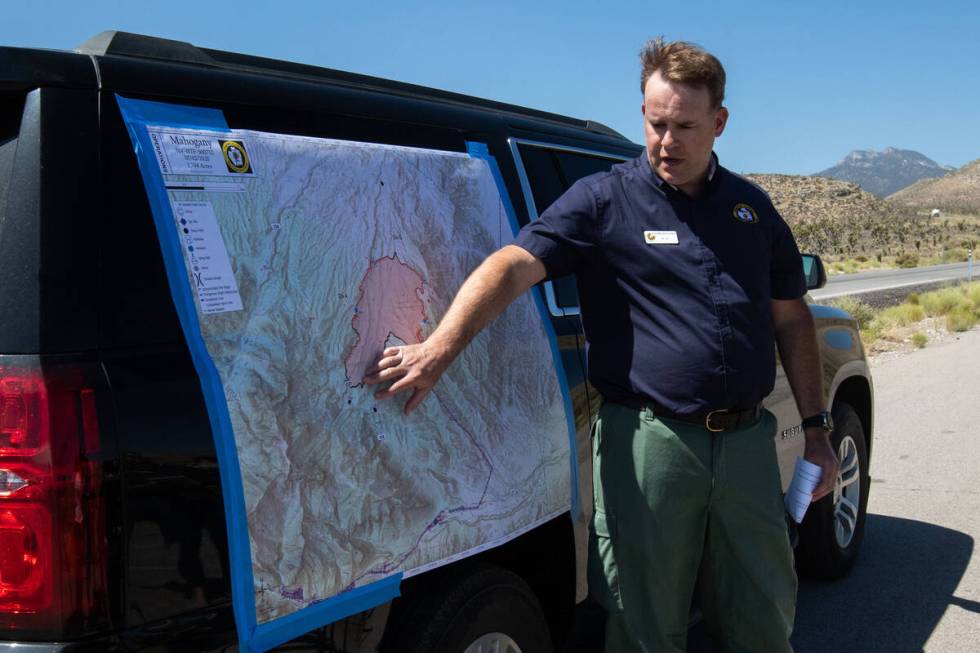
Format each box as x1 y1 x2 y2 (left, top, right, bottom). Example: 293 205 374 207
642 71 728 196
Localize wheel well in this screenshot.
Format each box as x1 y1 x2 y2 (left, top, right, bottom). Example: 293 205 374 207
380 513 575 652
832 376 874 461
479 514 575 648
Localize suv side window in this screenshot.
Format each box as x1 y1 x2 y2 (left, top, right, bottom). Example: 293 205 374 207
512 141 628 313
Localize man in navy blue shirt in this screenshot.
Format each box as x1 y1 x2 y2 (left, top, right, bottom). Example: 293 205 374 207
368 38 839 652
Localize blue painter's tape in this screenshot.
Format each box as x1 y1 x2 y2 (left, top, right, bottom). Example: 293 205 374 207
466 141 581 519
824 329 854 350
115 95 261 650
115 95 404 652
116 96 229 130
810 304 852 320
251 574 402 652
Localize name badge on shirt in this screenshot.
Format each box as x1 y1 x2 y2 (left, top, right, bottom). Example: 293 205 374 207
643 230 679 245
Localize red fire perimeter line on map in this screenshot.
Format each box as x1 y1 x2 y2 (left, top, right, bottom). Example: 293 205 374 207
344 254 427 386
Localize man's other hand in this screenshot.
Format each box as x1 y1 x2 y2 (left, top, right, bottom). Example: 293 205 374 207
804 430 840 502
363 341 452 415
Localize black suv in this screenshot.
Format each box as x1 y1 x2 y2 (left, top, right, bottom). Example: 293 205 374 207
0 31 872 652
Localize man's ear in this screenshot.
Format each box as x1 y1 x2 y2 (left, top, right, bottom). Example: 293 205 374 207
641 102 646 116
714 106 729 137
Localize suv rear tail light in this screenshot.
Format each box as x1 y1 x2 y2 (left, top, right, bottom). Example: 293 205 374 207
0 359 107 635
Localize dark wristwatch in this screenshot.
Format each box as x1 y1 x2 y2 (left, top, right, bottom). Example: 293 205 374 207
801 411 833 432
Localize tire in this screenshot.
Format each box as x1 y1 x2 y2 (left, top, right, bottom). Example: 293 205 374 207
394 564 553 653
796 401 870 579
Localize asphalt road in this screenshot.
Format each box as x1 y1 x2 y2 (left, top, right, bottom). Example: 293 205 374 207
810 262 975 301
789 328 980 652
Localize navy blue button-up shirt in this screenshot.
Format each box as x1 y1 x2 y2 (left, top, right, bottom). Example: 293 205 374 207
514 153 806 414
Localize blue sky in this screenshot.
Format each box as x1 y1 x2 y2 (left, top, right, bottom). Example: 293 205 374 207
3 0 977 174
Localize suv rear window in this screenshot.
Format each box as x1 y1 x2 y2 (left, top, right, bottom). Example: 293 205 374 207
0 91 26 226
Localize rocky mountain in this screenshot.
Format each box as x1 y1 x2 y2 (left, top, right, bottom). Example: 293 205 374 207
815 147 953 197
888 159 980 215
746 174 891 225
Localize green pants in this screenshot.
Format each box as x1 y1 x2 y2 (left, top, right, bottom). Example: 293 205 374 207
587 402 796 653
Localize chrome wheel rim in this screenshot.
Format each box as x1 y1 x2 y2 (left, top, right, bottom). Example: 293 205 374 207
832 434 861 548
463 632 522 653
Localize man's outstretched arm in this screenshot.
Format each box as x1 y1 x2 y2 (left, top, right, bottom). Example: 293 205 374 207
363 244 546 414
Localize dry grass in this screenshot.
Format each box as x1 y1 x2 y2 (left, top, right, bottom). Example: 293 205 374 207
845 282 980 353
920 287 969 316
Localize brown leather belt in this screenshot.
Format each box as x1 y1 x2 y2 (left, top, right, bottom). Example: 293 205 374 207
611 397 762 433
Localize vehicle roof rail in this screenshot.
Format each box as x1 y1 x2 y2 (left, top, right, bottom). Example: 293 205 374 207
74 31 630 142
75 30 217 66
584 120 625 139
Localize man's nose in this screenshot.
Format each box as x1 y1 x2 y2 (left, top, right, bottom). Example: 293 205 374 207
660 129 675 147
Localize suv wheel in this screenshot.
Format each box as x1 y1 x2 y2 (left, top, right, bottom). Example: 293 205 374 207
796 401 870 579
392 564 552 653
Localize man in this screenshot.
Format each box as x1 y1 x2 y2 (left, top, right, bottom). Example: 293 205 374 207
366 38 839 652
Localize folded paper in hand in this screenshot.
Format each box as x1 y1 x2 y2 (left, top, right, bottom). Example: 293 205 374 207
785 457 822 523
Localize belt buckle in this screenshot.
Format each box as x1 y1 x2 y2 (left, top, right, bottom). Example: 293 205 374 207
705 409 726 433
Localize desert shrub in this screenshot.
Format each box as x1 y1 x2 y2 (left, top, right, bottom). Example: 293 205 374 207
965 282 980 308
878 303 926 327
907 292 920 305
911 332 928 348
920 287 965 316
942 248 968 263
830 296 876 329
946 305 977 332
860 320 883 345
855 255 868 263
895 252 919 268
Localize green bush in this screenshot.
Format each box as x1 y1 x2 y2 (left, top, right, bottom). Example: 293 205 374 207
965 282 980 308
921 287 966 316
860 321 883 345
830 296 876 329
911 332 928 348
907 292 920 305
879 303 926 327
947 305 977 332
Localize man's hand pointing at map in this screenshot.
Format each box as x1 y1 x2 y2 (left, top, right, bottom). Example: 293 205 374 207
364 342 453 415
363 245 546 415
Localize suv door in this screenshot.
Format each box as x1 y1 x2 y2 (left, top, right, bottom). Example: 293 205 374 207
97 85 472 642
506 136 637 601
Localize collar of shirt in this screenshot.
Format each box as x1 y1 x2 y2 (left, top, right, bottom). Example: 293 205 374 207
640 152 721 196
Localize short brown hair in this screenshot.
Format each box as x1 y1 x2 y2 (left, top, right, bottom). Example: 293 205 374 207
639 37 726 109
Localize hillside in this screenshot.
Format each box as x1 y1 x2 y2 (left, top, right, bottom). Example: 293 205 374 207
816 147 953 197
888 159 980 215
745 173 978 266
